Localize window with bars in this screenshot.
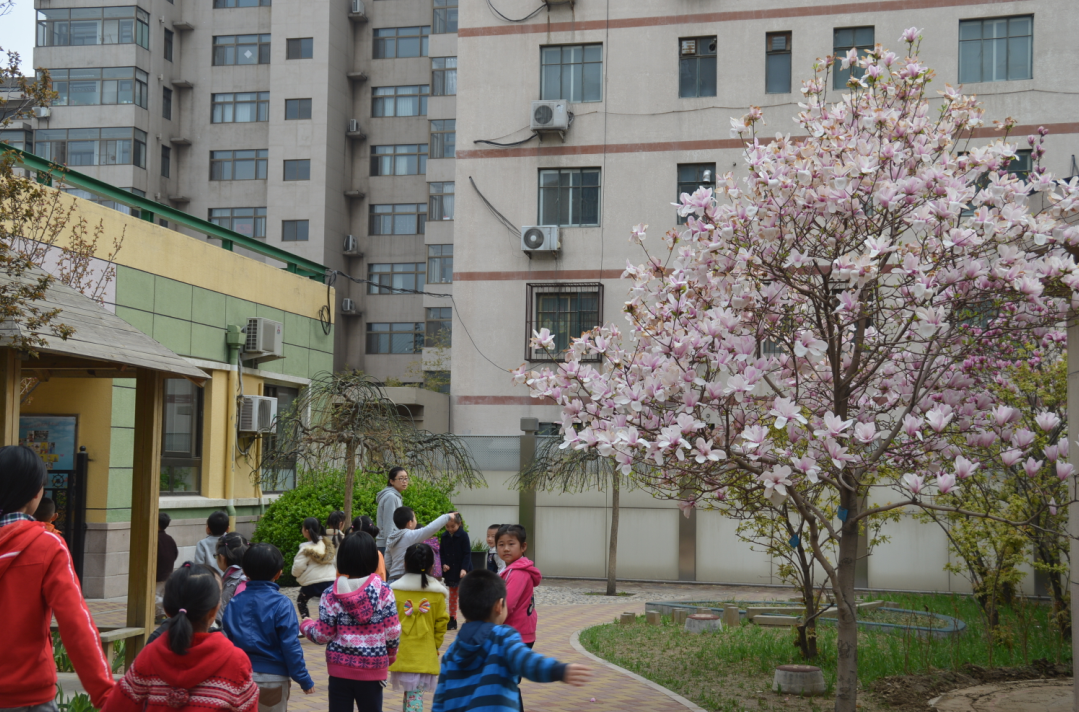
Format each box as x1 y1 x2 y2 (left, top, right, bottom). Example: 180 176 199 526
525 283 603 361
430 119 455 158
427 244 452 283
372 85 429 117
160 145 170 178
369 204 427 235
433 0 457 34
373 26 429 58
212 92 270 123
36 7 150 48
209 149 268 180
538 168 601 227
367 263 426 294
161 379 203 495
766 32 792 94
213 34 271 65
833 26 874 88
46 67 148 108
282 219 309 241
429 182 454 221
162 86 172 119
209 207 267 238
370 144 428 176
679 37 717 98
541 44 602 103
959 16 1032 84
34 127 147 168
283 159 310 181
432 57 457 96
286 37 313 59
285 98 312 120
676 163 715 224
366 322 424 354
426 307 451 347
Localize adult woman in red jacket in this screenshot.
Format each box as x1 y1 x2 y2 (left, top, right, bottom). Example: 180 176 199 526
0 445 115 710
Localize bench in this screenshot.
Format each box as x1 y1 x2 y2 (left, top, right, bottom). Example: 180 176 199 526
52 625 145 669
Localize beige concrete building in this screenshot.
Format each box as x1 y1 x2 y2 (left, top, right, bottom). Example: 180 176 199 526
28 0 458 383
447 0 1078 589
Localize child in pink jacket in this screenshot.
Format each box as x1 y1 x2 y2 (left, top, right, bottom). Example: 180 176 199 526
495 524 541 646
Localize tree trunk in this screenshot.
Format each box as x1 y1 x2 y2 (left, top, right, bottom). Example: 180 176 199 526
343 440 357 525
797 548 818 660
606 473 620 596
834 492 860 712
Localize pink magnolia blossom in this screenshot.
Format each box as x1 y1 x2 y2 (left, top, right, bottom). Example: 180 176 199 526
769 397 806 429
1011 429 1036 449
954 456 978 480
677 500 695 518
760 465 793 505
926 407 955 433
814 411 854 439
630 223 648 244
1023 457 1044 477
853 422 877 444
902 473 926 495
1055 462 1075 481
1034 412 1061 433
936 472 957 495
1001 449 1024 467
531 328 555 351
991 406 1020 427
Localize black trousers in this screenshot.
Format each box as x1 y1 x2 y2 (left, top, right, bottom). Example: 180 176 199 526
328 676 383 712
296 580 333 618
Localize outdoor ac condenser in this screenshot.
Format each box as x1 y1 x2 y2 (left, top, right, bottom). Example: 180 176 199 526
243 317 283 361
238 395 277 433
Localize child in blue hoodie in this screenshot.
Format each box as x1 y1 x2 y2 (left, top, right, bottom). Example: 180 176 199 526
223 543 315 712
431 570 590 712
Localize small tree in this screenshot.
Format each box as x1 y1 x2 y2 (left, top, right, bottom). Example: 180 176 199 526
260 370 483 524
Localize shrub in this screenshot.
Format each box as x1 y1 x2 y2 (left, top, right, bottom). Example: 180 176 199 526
253 469 459 585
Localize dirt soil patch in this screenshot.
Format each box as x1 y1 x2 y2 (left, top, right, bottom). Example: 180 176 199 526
869 659 1071 711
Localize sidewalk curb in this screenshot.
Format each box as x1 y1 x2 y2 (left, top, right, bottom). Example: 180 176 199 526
569 628 708 712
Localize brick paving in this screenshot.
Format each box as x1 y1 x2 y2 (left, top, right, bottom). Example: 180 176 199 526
86 580 792 712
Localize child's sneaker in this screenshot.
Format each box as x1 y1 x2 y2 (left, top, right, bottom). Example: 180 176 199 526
447 617 457 631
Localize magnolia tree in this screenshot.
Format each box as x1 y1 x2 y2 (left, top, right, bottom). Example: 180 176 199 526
516 30 1079 712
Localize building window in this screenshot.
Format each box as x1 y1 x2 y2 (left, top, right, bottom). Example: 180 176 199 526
160 145 170 178
370 144 428 176
286 37 313 59
62 186 143 218
429 119 455 158
282 219 309 241
959 16 1033 84
425 307 451 347
429 181 454 221
161 379 203 495
540 44 602 103
46 67 148 109
0 127 33 151
213 34 271 65
766 32 792 94
367 263 426 294
372 85 429 117
283 159 310 181
209 149 268 180
373 26 429 58
366 322 424 354
432 57 457 96
33 127 147 168
833 27 874 88
538 168 601 227
211 92 269 123
162 86 172 119
215 0 271 7
676 163 715 223
285 98 311 120
525 282 603 361
427 244 452 283
369 204 426 235
433 0 457 34
164 28 173 61
261 385 297 493
678 37 717 98
36 7 150 49
209 207 267 238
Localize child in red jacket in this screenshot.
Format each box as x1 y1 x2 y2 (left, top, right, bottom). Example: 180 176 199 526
0 446 114 710
495 524 541 647
104 562 258 712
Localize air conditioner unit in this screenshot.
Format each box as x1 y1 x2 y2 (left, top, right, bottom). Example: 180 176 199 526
348 119 360 133
530 100 569 131
343 234 359 253
351 0 365 14
243 317 284 361
33 106 51 119
521 225 560 254
238 395 278 433
341 297 358 314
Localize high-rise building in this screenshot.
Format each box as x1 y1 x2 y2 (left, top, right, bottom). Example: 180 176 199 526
29 0 458 384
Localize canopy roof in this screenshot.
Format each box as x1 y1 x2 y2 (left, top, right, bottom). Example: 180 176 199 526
0 264 208 381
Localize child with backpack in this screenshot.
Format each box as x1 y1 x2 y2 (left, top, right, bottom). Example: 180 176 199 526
389 543 450 712
292 516 338 619
215 532 249 623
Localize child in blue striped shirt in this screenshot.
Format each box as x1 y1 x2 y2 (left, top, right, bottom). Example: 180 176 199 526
431 570 590 712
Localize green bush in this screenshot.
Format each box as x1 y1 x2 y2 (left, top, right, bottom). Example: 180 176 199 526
253 469 459 585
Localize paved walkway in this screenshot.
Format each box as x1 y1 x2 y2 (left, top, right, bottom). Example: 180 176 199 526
86 581 789 712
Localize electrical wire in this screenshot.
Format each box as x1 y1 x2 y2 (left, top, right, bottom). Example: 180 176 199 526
469 176 520 238
473 133 539 147
485 0 546 23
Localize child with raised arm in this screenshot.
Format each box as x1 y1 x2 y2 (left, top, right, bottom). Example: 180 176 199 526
385 506 457 583
431 570 590 712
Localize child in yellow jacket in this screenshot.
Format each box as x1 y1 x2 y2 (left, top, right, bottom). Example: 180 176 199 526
389 543 449 712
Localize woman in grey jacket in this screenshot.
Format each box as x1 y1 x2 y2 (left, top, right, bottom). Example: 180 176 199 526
376 466 408 553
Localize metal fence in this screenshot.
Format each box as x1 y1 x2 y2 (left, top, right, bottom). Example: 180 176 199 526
457 435 521 472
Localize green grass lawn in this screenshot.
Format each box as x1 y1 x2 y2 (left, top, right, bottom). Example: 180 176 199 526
579 593 1070 712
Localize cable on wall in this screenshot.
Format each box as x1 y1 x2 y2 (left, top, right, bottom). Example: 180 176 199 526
469 176 520 239
473 133 539 148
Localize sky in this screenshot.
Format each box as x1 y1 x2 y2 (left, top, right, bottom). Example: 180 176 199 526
1 0 36 74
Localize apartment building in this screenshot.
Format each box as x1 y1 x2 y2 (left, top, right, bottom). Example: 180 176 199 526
29 0 459 382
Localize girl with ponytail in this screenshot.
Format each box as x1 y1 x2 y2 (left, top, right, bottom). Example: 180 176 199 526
327 510 347 549
388 543 449 712
103 563 257 712
292 516 337 619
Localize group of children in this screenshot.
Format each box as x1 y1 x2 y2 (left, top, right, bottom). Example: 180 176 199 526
105 496 590 712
